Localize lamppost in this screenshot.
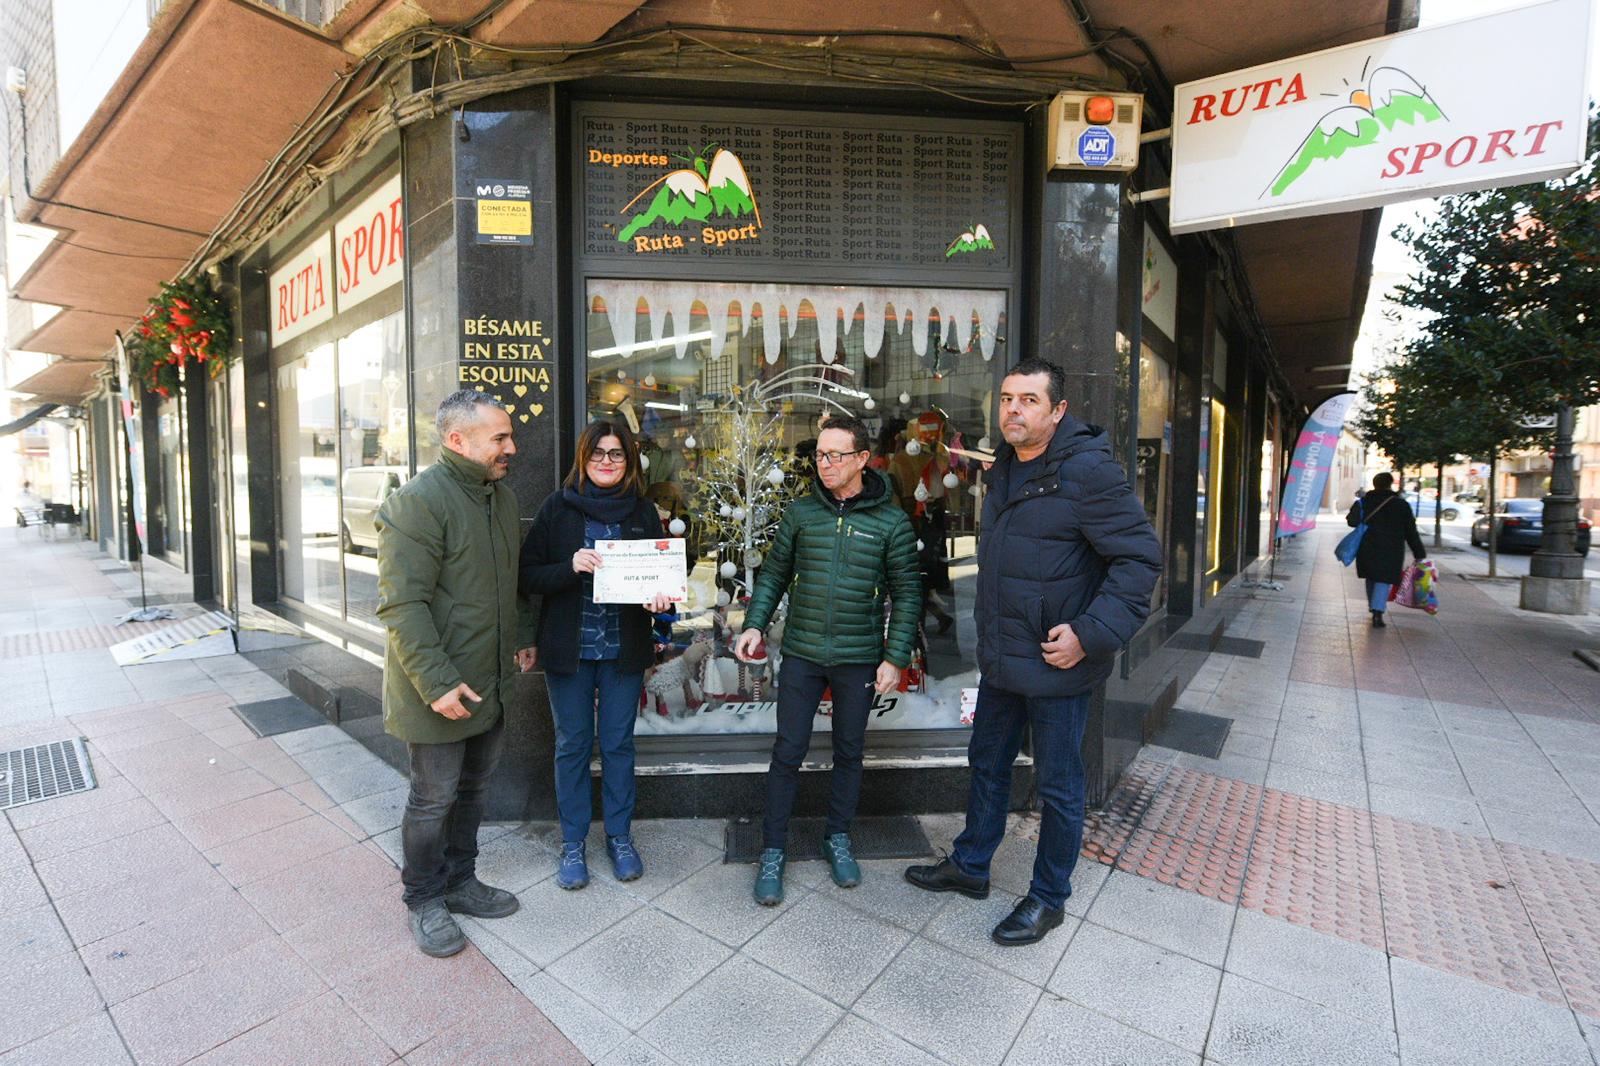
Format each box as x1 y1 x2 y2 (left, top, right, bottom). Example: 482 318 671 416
1522 404 1588 614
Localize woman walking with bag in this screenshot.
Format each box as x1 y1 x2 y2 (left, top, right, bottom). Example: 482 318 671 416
521 421 671 888
1346 472 1427 628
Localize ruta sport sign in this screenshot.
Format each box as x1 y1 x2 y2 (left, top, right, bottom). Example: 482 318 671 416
1169 0 1593 234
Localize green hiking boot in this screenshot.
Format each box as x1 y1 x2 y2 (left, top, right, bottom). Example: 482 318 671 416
753 848 786 906
824 833 862 888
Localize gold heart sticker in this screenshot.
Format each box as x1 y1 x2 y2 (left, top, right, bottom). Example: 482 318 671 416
519 413 530 423
504 403 516 413
512 384 528 398
531 403 545 416
539 383 549 392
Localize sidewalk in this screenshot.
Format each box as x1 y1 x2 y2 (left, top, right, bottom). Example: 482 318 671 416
4 525 1600 1065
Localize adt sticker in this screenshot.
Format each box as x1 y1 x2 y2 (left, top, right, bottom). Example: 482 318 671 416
1078 126 1115 167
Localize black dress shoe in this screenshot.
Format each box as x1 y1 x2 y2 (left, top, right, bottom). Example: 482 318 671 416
1371 611 1387 628
904 857 989 899
991 895 1065 946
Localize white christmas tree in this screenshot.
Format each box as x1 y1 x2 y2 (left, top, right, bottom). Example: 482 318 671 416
689 365 863 602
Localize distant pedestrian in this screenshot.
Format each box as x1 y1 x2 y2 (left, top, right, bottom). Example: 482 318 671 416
737 413 921 906
905 358 1161 946
520 420 671 891
1346 471 1427 628
376 390 534 958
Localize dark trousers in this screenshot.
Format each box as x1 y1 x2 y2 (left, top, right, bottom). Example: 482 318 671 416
544 659 643 843
763 655 877 849
951 683 1090 909
400 715 506 908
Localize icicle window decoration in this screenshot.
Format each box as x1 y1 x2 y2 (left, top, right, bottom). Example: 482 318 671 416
587 281 1004 365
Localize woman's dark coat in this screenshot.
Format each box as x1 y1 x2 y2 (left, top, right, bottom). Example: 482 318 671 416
519 490 665 675
1346 489 1426 584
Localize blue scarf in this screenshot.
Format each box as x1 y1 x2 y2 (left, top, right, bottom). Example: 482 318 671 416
564 481 637 524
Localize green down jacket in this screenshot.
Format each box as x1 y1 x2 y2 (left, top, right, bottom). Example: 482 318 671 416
375 447 533 744
744 468 921 667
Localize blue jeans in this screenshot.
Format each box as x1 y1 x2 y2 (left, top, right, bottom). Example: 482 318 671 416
1366 579 1391 613
951 683 1090 909
544 659 643 843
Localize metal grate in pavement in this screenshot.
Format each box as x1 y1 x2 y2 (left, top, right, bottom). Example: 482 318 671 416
724 815 932 863
0 738 97 809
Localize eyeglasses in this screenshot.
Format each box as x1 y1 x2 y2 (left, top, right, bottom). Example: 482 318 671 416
815 450 866 466
588 448 628 464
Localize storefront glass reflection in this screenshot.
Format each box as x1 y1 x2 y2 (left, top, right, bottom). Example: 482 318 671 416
1136 343 1173 608
584 280 1004 737
338 314 410 629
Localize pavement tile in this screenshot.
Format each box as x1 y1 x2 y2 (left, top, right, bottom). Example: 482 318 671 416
145 767 278 818
1085 872 1236 966
742 891 913 1007
0 901 75 968
284 893 418 988
1004 994 1202 1066
231 737 312 786
920 892 1078 987
1222 908 1393 1028
90 717 198 754
1 951 104 1055
604 819 722 900
170 788 311 851
855 937 1039 1066
80 889 275 1005
1480 806 1600 865
3 773 144 832
237 840 401 933
804 1013 947 1066
111 937 329 1066
15 795 167 862
1206 973 1398 1066
341 785 410 837
470 824 556 895
654 858 811 947
403 992 586 1066
1048 922 1220 1055
484 874 642 967
284 777 339 811
203 721 260 749
205 812 362 887
185 991 395 1066
291 741 405 803
1390 957 1593 1066
339 941 524 1055
1264 762 1369 809
547 907 733 1028
594 1036 683 1065
640 954 841 1066
33 822 202 898
0 863 52 919
0 1011 132 1066
508 969 632 1063
826 858 951 931
53 863 237 946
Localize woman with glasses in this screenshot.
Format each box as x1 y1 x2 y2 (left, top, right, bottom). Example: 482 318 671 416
520 420 671 889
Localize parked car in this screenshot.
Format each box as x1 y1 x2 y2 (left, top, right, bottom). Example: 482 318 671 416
1470 497 1592 555
1402 492 1460 522
341 465 409 553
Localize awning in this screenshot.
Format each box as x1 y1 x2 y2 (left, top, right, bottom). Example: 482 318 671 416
12 0 350 359
10 359 105 406
0 404 61 437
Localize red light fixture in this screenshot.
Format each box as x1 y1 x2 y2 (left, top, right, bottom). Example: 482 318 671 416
1085 96 1117 125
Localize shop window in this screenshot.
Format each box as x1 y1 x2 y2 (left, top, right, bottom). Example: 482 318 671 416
583 279 1004 737
154 391 187 566
338 314 411 629
1135 342 1173 608
278 343 342 617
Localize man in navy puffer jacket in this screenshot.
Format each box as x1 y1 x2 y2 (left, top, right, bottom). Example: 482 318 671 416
907 358 1161 945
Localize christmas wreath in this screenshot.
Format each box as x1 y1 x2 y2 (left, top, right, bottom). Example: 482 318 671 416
123 275 234 398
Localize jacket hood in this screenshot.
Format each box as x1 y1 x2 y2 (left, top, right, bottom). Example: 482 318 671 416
811 465 892 511
993 414 1111 468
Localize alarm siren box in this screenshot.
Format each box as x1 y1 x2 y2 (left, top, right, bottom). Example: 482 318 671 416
1047 91 1143 172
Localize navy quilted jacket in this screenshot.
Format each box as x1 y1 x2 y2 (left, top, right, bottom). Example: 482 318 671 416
975 415 1162 697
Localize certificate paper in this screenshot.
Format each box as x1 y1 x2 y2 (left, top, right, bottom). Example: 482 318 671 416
592 538 689 604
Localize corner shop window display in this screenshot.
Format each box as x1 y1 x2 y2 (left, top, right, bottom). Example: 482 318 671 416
585 280 1005 737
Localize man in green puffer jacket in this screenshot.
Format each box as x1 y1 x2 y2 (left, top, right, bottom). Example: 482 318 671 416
735 414 921 905
376 390 536 958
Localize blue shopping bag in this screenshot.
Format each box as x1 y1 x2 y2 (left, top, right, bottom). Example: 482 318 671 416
1334 496 1394 567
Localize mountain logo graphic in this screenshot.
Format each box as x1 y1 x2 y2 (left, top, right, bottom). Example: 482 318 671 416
945 223 995 258
617 145 761 242
1264 60 1447 199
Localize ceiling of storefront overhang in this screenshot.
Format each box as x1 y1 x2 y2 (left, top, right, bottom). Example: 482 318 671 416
14 0 1405 412
10 0 349 373
9 358 104 406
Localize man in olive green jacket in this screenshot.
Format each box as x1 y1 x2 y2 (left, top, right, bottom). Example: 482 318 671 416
376 389 535 957
735 414 920 905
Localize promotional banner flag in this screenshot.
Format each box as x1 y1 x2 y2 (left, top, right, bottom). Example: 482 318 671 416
1279 391 1355 537
113 333 149 549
